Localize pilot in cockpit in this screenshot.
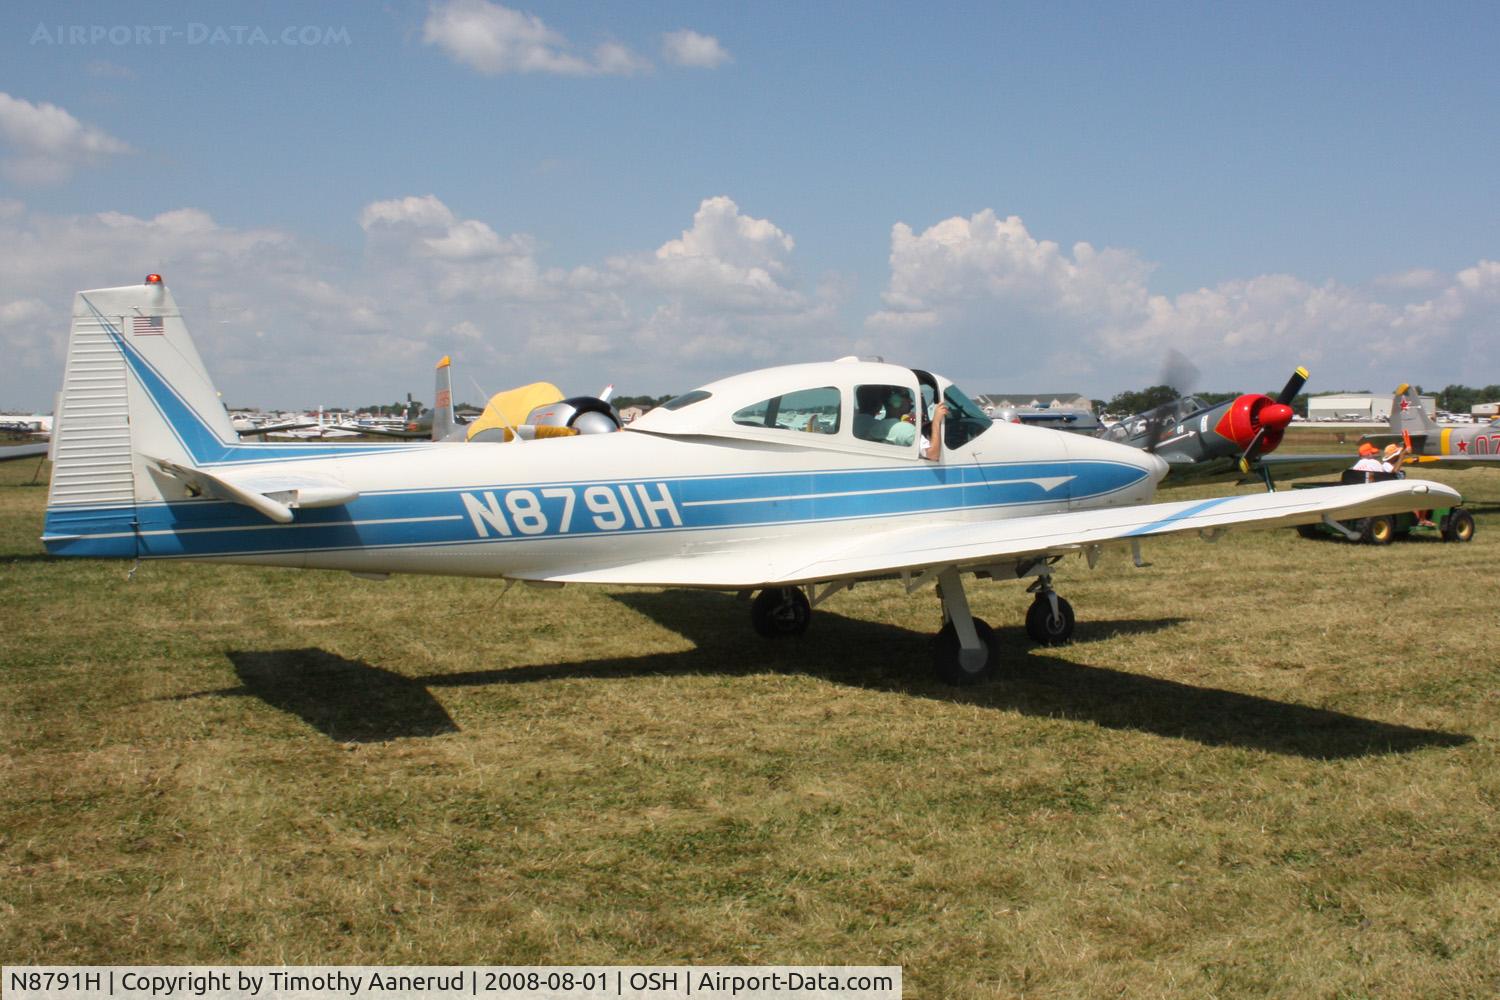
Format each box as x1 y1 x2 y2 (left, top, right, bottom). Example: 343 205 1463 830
854 384 947 460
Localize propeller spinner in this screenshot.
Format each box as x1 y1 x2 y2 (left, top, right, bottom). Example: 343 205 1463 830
1231 366 1308 473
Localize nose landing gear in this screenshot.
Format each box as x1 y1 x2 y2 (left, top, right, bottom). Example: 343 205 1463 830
1024 577 1075 645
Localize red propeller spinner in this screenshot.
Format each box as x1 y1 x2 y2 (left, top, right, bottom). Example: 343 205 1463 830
1215 395 1296 453
1222 367 1309 473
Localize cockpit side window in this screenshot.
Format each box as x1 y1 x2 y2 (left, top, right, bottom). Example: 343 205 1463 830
732 386 841 434
852 384 919 448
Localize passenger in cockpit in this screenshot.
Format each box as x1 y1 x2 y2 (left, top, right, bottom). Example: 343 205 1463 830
854 385 917 447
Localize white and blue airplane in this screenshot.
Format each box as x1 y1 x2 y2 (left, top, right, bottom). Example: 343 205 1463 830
41 277 1460 683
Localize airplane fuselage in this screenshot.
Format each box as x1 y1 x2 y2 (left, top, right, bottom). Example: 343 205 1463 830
45 424 1163 587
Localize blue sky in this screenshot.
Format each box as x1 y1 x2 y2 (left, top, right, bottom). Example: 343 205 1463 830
2 0 1498 410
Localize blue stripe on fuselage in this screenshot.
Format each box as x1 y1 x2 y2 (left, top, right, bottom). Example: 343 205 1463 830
43 460 1147 560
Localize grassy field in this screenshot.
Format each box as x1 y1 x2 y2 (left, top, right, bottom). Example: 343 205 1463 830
2 447 1498 998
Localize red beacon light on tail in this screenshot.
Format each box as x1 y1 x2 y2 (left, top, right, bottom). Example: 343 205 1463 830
145 273 163 285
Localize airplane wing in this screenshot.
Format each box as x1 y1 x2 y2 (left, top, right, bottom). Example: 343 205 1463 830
328 423 430 440
145 457 359 524
518 479 1458 588
236 420 319 437
0 442 50 462
1243 453 1357 480
1404 454 1500 469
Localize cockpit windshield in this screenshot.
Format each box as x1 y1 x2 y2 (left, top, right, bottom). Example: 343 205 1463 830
940 383 993 449
1176 396 1207 418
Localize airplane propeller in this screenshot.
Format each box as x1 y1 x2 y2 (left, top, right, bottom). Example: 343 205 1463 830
1141 350 1200 454
1234 366 1308 473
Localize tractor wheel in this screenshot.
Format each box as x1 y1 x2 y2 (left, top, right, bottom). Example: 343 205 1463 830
1360 515 1396 546
1441 509 1476 544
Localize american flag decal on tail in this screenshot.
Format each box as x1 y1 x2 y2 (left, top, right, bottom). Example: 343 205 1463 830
132 315 164 336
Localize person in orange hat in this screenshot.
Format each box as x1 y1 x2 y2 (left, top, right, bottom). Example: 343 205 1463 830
1351 441 1386 481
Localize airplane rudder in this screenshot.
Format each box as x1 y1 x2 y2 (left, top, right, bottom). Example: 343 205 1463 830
1390 383 1436 434
47 278 237 553
44 284 152 556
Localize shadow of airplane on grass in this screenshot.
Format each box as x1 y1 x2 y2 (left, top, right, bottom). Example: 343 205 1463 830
170 649 460 743
177 590 1472 760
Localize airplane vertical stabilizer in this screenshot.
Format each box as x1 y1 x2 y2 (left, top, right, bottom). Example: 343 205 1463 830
1389 383 1437 438
432 355 455 442
44 277 237 556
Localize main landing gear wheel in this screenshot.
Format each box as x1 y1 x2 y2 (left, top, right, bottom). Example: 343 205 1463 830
1025 594 1075 645
1441 508 1475 543
934 616 998 686
750 587 811 637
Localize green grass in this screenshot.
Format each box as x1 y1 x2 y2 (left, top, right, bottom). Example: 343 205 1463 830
3 455 1499 998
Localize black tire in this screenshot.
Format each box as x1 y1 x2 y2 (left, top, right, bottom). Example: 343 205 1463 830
1441 508 1476 544
1295 524 1321 540
750 587 811 637
1025 595 1076 645
934 616 998 685
1360 515 1396 546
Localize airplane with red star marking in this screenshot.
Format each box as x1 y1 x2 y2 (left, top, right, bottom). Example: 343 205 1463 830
1364 384 1500 468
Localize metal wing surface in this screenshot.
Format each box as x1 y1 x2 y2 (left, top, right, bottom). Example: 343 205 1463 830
517 479 1458 589
1404 454 1500 469
0 443 50 462
1246 453 1359 479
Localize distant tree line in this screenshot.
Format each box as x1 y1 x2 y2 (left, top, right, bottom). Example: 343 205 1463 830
1430 384 1500 412
612 393 677 410
1097 386 1240 416
349 383 1500 421
356 399 426 417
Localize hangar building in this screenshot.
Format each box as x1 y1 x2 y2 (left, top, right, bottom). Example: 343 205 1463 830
1305 392 1435 421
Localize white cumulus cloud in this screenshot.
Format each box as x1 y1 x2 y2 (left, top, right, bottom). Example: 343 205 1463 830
0 92 132 186
661 29 731 69
866 209 1500 393
0 194 851 408
423 0 649 76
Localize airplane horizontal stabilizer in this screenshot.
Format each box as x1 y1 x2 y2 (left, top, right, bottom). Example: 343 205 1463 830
146 457 358 524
